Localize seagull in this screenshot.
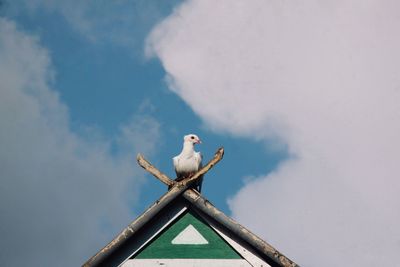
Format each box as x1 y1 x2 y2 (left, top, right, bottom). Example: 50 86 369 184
173 134 203 192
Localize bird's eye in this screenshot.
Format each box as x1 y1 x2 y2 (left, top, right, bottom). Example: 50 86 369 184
191 136 195 139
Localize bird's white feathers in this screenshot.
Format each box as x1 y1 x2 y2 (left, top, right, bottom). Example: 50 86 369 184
173 152 202 177
173 134 202 180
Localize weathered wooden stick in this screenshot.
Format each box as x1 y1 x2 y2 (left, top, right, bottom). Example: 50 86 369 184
183 189 298 267
137 147 224 187
136 154 174 186
177 147 224 187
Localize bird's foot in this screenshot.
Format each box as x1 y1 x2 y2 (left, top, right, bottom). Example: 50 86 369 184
182 173 195 180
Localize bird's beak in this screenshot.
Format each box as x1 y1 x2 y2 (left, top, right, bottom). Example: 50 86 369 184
197 139 202 144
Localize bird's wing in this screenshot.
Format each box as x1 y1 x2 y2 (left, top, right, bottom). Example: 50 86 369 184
172 155 178 169
173 156 179 167
173 155 181 177
194 152 204 192
194 152 203 168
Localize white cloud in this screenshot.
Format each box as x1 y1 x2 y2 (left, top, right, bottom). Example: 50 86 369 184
146 0 400 266
0 18 160 266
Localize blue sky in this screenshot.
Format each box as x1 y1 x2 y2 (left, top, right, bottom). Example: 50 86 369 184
2 1 400 266
3 0 286 211
0 2 287 266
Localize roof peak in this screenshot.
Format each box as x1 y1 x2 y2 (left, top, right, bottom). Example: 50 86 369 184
83 148 298 267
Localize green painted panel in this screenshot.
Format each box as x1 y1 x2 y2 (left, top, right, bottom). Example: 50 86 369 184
134 211 242 259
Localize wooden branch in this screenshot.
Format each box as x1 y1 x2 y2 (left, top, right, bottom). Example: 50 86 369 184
136 147 224 188
136 154 174 186
178 147 224 186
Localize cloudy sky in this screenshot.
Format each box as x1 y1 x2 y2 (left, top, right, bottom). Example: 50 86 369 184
1 1 400 266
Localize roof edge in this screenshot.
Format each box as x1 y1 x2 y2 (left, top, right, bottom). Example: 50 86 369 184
83 187 299 267
183 189 299 267
82 183 189 267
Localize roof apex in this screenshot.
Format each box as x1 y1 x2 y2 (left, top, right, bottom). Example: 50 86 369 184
83 149 299 267
83 188 298 267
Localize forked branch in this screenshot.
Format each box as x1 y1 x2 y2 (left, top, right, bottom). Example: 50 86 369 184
178 147 224 186
137 147 224 188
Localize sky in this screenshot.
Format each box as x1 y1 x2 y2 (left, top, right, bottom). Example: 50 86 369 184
1 1 399 266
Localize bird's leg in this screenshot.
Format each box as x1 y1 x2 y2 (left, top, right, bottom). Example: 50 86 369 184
182 172 195 180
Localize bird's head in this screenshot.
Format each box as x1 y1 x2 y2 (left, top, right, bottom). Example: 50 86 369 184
184 134 202 145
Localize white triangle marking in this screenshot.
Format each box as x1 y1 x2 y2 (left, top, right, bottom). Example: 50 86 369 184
171 224 209 245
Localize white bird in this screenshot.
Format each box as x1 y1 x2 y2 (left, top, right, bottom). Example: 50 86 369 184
173 134 203 191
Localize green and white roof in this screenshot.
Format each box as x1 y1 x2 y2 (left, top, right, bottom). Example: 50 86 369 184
83 189 298 267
